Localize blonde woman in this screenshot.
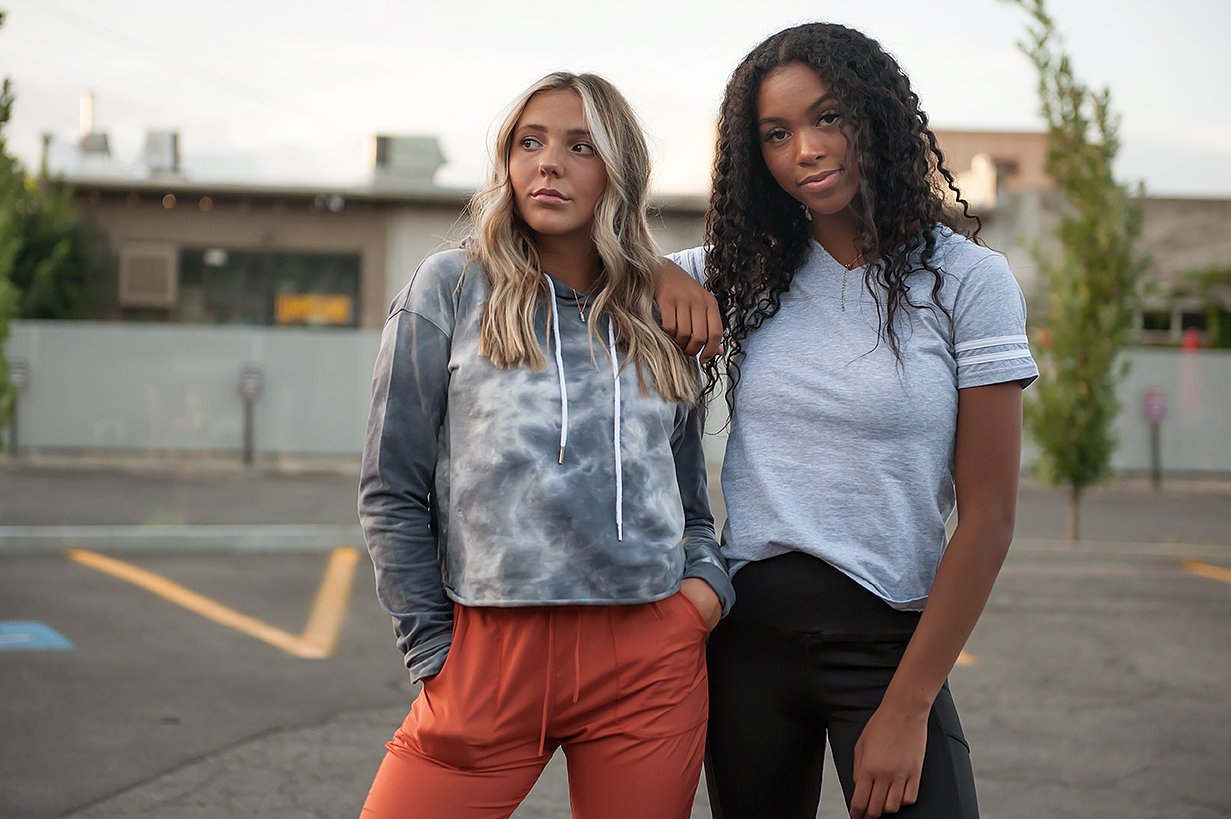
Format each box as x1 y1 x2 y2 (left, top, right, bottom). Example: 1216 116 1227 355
358 72 733 819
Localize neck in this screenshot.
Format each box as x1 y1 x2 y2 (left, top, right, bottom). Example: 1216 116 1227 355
535 231 601 291
810 209 863 269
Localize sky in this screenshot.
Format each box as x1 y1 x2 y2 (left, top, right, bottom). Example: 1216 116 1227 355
3 0 1230 197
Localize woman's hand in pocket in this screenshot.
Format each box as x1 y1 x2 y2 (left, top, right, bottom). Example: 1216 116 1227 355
680 578 722 630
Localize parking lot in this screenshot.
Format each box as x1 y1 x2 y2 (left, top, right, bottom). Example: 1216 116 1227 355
2 465 1229 819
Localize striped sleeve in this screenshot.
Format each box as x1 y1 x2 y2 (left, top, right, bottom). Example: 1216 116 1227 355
951 254 1039 389
666 246 709 286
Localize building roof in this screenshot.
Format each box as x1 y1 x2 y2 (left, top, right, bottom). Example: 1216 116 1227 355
56 174 710 212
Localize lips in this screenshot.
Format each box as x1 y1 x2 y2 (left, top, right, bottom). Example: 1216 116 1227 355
531 188 570 205
798 169 843 194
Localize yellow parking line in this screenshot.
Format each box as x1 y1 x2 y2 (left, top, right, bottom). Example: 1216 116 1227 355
299 547 361 658
68 547 359 659
1181 560 1231 586
956 651 977 667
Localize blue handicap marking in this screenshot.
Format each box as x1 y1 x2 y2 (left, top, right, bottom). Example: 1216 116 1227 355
0 621 76 651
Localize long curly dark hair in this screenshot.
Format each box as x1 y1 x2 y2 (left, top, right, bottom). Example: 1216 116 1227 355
704 22 979 406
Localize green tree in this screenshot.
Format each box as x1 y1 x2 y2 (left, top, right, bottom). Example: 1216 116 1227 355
1005 0 1145 541
0 9 21 443
0 12 103 323
6 162 104 322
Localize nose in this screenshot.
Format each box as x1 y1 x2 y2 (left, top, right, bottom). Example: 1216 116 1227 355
796 129 826 165
538 144 563 177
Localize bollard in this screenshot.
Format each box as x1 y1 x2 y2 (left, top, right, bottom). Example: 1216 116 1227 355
7 358 28 457
238 364 263 467
1143 387 1166 492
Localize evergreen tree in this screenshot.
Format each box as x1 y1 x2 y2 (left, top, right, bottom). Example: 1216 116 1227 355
1005 0 1145 541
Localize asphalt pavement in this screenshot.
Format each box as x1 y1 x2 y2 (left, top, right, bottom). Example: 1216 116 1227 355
1 459 1229 818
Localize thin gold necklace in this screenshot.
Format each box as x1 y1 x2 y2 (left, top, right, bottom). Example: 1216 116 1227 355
571 288 591 323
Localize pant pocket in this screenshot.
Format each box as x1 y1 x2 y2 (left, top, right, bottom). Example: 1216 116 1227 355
397 605 500 769
672 588 714 634
611 599 709 739
931 680 970 751
913 682 980 818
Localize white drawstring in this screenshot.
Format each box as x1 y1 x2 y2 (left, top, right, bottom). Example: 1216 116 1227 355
607 319 623 542
543 273 623 541
543 275 569 464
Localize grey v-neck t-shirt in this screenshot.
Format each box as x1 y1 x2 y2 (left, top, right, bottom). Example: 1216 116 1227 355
670 227 1038 610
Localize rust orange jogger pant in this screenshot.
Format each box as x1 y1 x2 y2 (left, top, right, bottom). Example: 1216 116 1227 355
360 594 711 819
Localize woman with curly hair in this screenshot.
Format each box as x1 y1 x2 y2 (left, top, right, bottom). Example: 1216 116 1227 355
359 71 732 818
662 22 1039 819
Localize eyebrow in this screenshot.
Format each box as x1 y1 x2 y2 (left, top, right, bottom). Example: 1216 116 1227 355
757 93 838 126
517 125 594 138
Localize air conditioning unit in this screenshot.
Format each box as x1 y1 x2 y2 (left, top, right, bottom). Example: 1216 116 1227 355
143 130 180 175
119 242 178 308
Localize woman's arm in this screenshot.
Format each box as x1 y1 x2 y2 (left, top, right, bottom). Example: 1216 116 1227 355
654 257 724 362
358 305 456 684
671 400 734 628
849 381 1023 819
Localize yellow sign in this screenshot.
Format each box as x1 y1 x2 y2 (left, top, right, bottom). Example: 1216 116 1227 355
275 293 354 326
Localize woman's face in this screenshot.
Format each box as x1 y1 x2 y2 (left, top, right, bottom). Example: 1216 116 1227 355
508 89 608 241
756 62 861 223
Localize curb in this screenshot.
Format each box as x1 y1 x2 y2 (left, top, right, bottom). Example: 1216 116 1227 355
1008 537 1231 561
0 524 365 554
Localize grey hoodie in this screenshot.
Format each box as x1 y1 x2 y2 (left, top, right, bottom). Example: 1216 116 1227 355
359 249 733 683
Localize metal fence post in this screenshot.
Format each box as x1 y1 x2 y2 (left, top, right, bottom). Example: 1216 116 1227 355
7 358 28 458
239 364 264 467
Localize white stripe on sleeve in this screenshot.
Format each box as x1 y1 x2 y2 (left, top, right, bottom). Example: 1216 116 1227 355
954 334 1029 354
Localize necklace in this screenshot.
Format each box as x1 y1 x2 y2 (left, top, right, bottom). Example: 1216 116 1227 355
571 288 591 323
839 252 864 313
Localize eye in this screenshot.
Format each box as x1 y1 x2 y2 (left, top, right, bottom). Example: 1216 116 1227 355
762 128 789 143
519 136 542 150
817 110 842 127
571 142 597 155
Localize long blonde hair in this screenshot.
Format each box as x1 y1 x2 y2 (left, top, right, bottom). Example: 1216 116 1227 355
468 72 697 405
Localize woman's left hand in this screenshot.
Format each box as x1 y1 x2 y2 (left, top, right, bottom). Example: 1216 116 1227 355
679 577 722 630
653 259 724 362
849 702 928 818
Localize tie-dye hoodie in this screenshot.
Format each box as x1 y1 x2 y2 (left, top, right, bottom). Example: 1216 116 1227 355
359 249 733 683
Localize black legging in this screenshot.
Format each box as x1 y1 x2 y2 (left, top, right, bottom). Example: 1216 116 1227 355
705 552 980 819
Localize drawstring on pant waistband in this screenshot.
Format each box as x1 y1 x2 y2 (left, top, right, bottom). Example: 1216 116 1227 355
538 609 584 756
539 610 554 757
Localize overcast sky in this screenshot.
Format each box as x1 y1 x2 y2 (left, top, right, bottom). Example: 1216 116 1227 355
4 0 1229 196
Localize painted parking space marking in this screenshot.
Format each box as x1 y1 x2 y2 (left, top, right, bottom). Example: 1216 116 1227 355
67 547 360 659
0 621 75 651
1181 560 1231 586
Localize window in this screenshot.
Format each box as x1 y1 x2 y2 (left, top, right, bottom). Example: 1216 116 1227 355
1180 311 1208 332
1140 310 1172 332
177 248 361 327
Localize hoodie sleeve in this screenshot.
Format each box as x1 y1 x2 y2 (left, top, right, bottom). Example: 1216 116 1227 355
671 401 735 617
358 297 455 684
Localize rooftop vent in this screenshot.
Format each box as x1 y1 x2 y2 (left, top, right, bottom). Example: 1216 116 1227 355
79 132 110 157
371 135 446 188
77 90 112 163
